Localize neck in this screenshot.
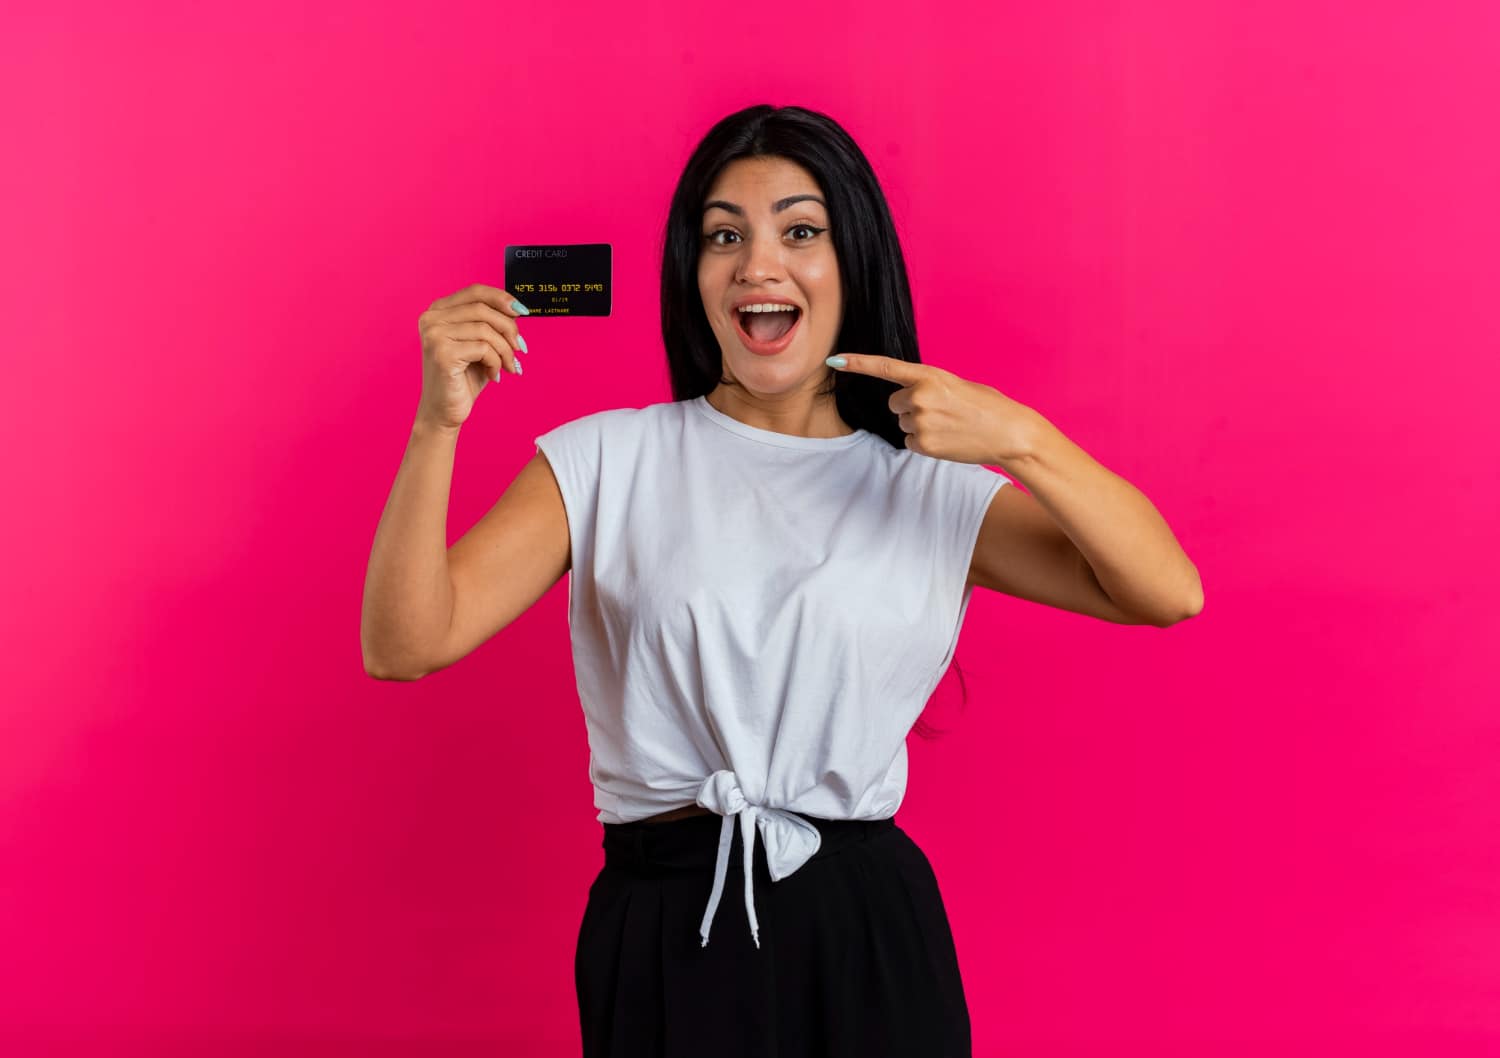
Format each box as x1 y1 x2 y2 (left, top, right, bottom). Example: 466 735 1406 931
705 383 854 439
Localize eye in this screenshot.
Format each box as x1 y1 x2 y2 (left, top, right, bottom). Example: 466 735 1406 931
702 224 828 247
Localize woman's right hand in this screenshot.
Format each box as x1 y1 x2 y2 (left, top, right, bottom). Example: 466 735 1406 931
415 283 530 431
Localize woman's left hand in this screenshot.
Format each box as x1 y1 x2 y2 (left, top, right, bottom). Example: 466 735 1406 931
827 354 1037 465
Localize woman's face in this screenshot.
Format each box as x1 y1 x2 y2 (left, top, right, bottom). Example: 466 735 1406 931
697 156 842 393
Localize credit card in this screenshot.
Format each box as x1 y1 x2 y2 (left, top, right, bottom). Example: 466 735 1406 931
504 243 612 316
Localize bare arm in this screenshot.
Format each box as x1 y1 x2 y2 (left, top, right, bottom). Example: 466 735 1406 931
1002 409 1203 625
360 418 462 679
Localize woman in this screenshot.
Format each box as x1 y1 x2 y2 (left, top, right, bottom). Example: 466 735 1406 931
362 104 1203 1057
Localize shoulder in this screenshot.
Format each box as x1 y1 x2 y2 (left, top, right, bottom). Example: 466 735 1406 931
535 401 666 445
533 401 694 481
537 403 641 434
867 441 1010 498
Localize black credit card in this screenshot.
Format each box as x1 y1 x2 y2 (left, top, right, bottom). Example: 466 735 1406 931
504 243 612 316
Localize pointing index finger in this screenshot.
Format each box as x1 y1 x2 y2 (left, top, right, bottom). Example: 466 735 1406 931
826 353 924 382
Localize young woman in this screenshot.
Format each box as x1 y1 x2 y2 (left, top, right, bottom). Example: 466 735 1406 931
363 103 1203 1058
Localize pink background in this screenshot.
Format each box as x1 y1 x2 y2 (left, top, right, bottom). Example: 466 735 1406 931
4 1 1498 1055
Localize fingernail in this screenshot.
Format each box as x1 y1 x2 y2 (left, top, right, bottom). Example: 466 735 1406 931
517 334 529 354
514 358 523 375
826 355 846 368
511 300 530 315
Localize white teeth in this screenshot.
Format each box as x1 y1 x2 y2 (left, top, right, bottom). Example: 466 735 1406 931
739 303 797 313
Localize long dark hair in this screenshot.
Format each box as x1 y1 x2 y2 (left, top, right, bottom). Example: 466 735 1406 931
658 104 974 738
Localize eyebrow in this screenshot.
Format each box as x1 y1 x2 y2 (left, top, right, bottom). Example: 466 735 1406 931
701 194 827 217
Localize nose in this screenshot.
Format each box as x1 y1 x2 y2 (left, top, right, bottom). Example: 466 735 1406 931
735 230 786 284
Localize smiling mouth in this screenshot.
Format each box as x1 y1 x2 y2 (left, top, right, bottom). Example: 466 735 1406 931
735 306 802 345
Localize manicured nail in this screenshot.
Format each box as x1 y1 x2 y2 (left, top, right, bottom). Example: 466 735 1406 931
514 357 523 375
511 300 530 315
825 355 847 368
517 334 528 354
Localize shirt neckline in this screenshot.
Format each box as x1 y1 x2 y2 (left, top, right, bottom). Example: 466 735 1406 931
690 395 869 451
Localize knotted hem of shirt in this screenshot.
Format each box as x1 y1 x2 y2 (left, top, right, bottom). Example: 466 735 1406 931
694 769 822 949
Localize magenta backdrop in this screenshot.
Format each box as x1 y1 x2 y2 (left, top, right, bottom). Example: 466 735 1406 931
3 2 1497 1055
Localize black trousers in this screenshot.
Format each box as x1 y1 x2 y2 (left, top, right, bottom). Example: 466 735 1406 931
575 810 972 1057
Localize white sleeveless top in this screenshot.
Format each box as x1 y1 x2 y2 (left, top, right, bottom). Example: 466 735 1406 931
534 395 1010 948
